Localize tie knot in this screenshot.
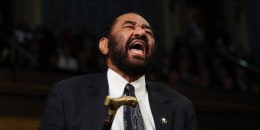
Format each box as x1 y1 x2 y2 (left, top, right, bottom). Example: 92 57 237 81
124 83 135 96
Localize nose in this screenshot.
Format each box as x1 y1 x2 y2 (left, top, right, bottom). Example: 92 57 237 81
133 26 146 37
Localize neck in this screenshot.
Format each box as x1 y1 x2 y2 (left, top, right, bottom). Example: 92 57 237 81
107 65 142 82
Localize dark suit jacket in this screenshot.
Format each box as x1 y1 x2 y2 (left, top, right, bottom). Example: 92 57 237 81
39 72 198 130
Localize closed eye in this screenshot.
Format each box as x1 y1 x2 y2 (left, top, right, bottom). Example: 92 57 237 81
145 29 153 36
122 21 136 29
123 25 135 29
143 25 153 36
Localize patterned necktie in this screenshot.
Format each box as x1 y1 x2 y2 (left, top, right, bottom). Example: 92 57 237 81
123 83 145 130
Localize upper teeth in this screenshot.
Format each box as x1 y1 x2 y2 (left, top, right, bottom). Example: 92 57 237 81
134 42 142 45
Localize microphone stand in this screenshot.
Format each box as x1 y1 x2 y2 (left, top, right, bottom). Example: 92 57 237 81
103 96 138 130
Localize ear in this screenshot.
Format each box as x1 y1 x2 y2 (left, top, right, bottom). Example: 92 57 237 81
99 37 109 55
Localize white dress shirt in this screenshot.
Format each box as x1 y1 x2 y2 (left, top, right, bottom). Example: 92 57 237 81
107 69 156 130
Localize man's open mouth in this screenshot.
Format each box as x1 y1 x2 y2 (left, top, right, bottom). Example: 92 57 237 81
128 41 147 56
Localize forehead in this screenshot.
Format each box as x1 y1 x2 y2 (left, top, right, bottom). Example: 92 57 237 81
113 13 151 27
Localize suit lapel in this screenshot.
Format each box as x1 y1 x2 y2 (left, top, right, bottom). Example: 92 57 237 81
147 83 175 130
86 72 109 129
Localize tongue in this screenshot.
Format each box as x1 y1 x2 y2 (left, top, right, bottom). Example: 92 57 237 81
130 48 144 55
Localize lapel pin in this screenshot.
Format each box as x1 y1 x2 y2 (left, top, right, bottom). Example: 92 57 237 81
160 117 167 125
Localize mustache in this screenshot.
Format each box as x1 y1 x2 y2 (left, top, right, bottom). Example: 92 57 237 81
126 36 149 52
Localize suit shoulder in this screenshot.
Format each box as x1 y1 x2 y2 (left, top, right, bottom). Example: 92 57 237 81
58 73 104 83
53 72 106 90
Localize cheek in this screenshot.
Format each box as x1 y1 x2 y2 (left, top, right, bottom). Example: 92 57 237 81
112 31 130 43
148 40 155 54
109 37 125 52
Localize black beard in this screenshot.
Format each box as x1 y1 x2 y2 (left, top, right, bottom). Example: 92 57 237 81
108 37 152 77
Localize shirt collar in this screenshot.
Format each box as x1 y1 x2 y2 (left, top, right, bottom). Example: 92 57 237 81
107 68 146 102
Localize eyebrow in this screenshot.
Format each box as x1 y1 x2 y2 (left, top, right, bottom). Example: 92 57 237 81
122 20 153 31
122 20 137 26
